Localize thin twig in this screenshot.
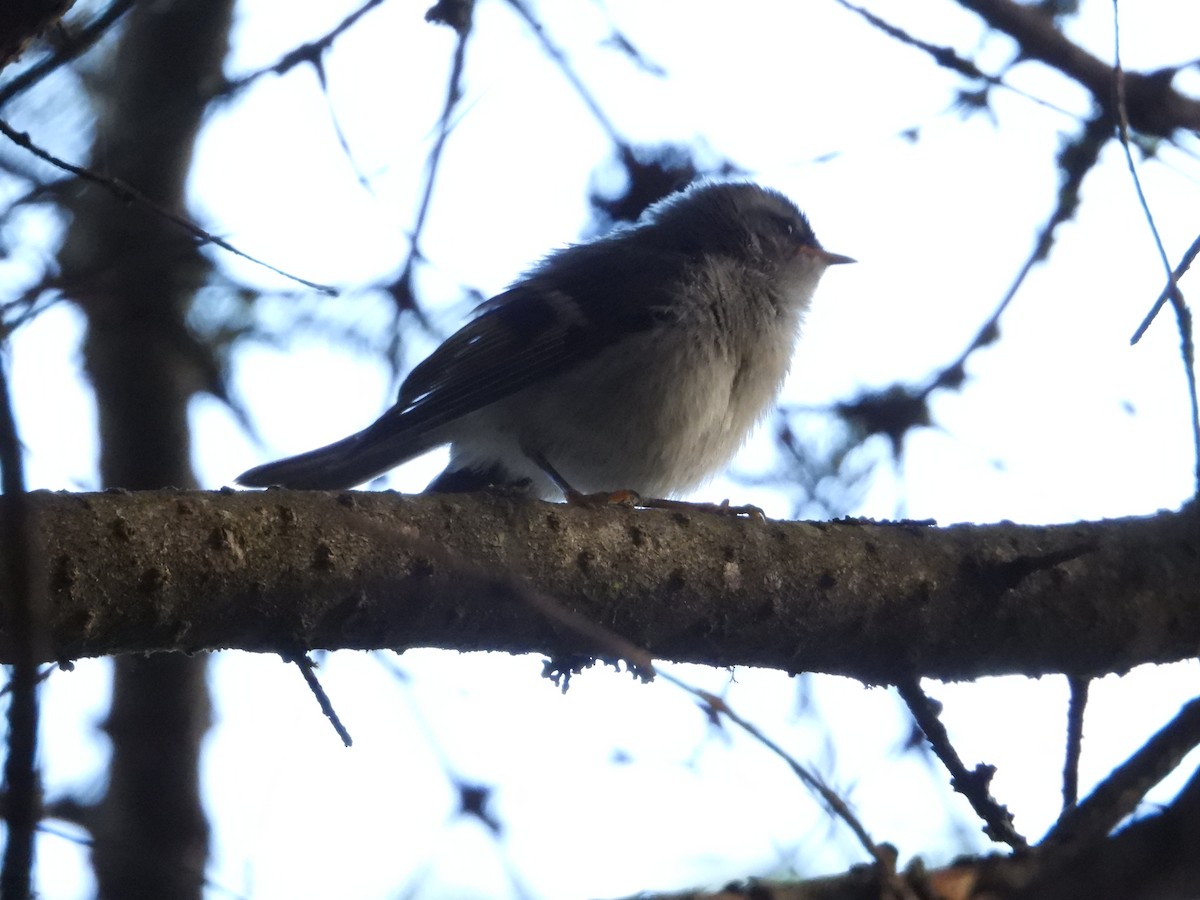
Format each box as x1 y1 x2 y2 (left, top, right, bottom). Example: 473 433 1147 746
897 678 1029 850
216 0 388 96
212 0 387 192
1109 7 1175 281
956 0 1200 136
0 663 57 697
1062 675 1089 810
1041 695 1200 854
660 671 916 898
503 0 625 147
831 0 1077 119
0 276 66 340
312 57 374 194
34 823 253 900
406 4 473 258
510 573 907 893
0 357 42 898
1110 1 1200 492
1132 234 1200 345
919 114 1111 402
289 653 353 747
777 113 1111 471
375 653 508 844
0 118 338 295
381 1 475 364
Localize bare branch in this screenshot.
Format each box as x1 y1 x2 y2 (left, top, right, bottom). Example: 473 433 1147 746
668 676 917 900
1132 233 1200 345
1062 675 1089 810
956 0 1200 137
287 653 353 747
926 114 1111 401
1041 695 1200 856
832 0 1077 119
898 679 1028 849
4 490 1198 683
379 0 475 359
504 0 625 147
1108 3 1200 494
507 559 906 891
216 0 387 96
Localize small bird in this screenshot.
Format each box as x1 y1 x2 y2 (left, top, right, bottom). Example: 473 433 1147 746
237 181 852 499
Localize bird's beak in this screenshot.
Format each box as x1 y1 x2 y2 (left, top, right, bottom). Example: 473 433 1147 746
806 247 855 266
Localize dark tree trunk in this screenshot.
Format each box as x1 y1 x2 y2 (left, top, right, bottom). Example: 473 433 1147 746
55 0 234 895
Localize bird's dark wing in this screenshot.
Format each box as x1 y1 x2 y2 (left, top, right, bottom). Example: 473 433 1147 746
367 239 686 439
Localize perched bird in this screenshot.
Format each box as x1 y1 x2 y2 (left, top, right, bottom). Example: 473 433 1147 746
237 181 852 499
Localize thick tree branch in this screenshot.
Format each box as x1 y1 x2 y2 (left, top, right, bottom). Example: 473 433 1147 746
0 490 1196 681
957 0 1200 137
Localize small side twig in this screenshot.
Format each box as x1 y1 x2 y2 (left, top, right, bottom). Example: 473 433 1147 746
1062 675 1090 810
661 674 917 900
34 820 252 900
405 0 474 271
1132 234 1200 346
957 0 1200 137
288 653 353 747
805 112 1114 459
1110 2 1200 493
503 0 624 146
925 113 1111 401
379 0 476 365
212 0 387 194
509 567 911 895
216 0 387 95
1041 694 1200 855
0 663 57 697
897 678 1029 850
831 0 1076 119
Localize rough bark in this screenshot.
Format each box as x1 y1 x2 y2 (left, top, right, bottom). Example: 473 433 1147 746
3 489 1197 682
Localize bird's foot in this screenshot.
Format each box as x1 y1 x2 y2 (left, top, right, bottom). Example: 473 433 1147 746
565 488 641 509
634 496 766 520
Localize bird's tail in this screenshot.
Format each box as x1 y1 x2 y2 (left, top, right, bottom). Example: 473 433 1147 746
236 424 434 490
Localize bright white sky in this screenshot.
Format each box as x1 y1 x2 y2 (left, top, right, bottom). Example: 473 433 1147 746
5 0 1200 897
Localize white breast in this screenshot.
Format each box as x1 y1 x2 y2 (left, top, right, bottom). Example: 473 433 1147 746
443 256 825 499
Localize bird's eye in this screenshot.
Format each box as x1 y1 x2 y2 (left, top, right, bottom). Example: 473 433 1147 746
770 214 797 238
